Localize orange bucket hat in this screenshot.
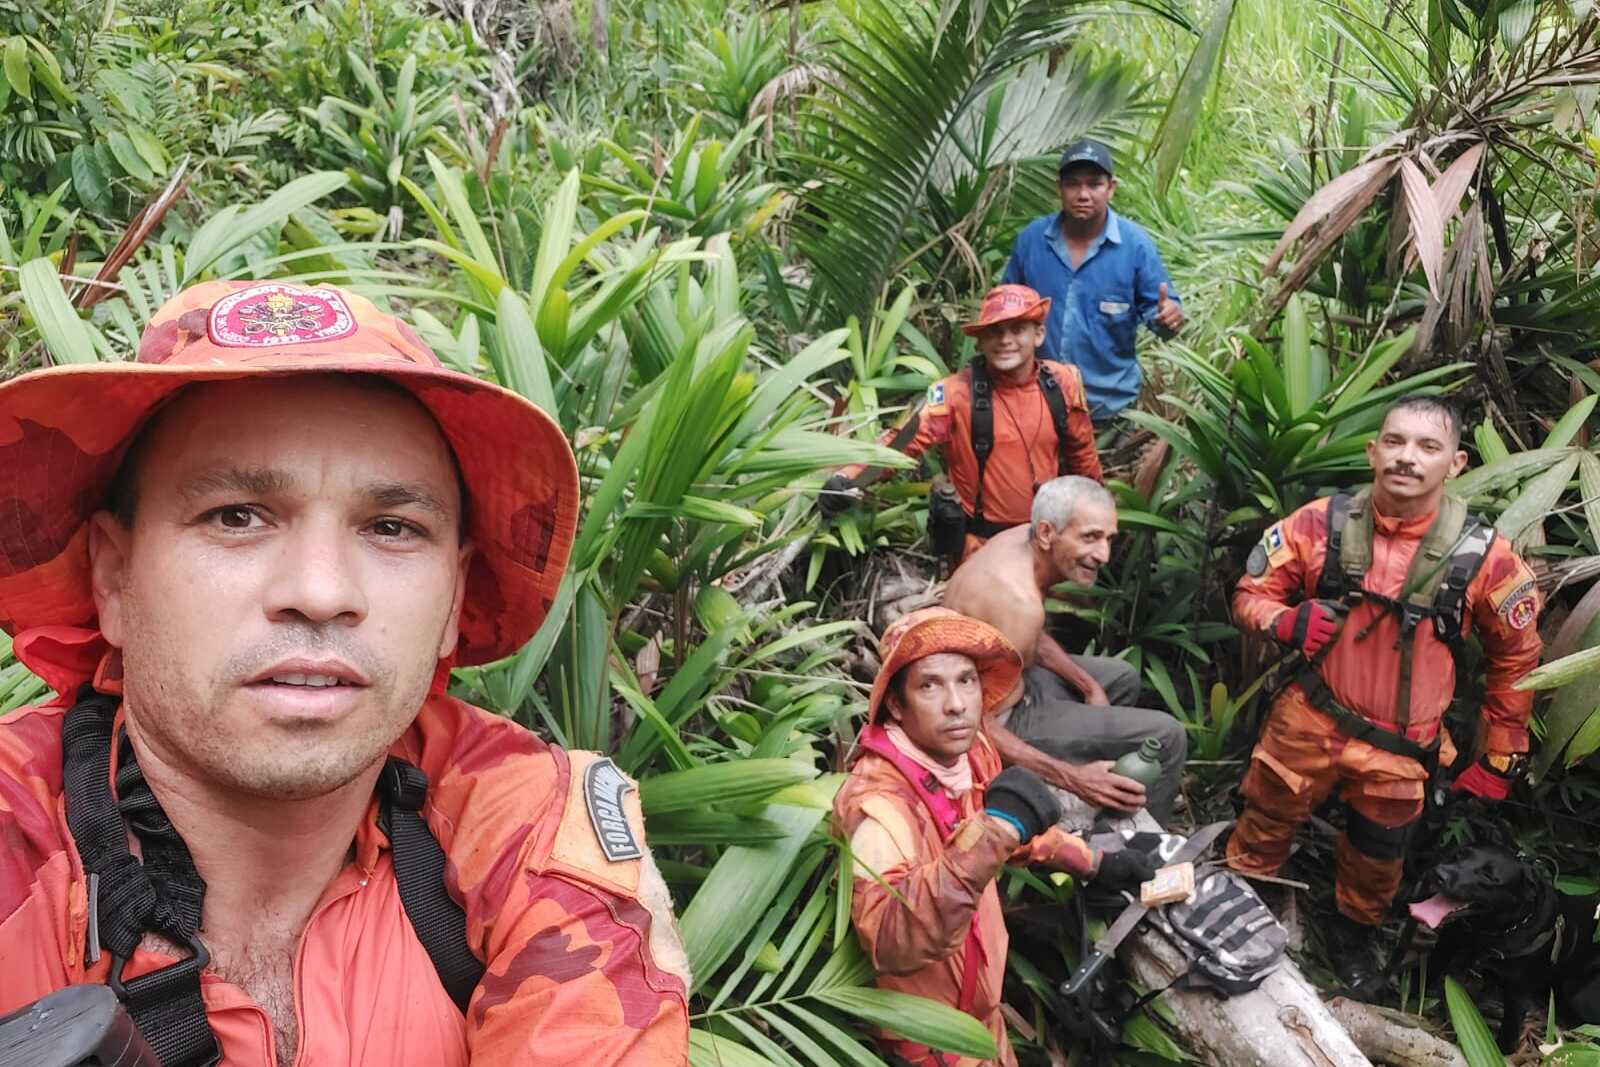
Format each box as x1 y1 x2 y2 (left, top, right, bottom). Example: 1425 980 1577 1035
960 283 1051 337
0 280 578 666
867 607 1022 722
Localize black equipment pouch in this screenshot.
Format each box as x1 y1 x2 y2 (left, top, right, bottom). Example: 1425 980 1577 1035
0 985 159 1067
927 478 968 562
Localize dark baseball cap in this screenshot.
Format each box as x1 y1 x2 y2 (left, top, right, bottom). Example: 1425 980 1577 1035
1058 138 1113 177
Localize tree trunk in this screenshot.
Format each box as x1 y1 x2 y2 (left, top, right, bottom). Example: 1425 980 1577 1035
1327 998 1467 1067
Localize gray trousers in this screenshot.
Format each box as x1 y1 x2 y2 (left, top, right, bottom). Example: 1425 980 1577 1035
1004 657 1187 822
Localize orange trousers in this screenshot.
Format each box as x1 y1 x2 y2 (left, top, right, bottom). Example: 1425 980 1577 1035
1226 691 1453 925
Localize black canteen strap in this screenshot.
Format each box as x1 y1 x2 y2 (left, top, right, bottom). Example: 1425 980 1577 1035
378 758 484 1012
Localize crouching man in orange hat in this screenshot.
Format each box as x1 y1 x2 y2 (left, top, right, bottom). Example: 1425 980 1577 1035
819 285 1103 564
834 608 1155 1067
0 282 688 1065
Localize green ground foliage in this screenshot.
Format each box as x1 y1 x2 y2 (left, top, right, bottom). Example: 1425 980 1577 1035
4 0 1600 1062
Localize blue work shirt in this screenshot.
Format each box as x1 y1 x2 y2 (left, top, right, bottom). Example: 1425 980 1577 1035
1001 208 1178 420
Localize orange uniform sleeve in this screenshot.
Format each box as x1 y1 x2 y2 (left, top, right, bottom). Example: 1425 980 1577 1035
1233 501 1327 635
835 379 956 482
1012 826 1097 876
1467 541 1543 755
845 800 1014 977
1047 364 1103 484
413 707 689 1067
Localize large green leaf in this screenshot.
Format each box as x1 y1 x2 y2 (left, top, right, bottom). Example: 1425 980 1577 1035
1149 0 1238 197
679 803 828 987
811 987 998 1059
183 172 348 284
19 259 97 365
689 1029 783 1067
1444 977 1505 1067
639 759 820 814
792 0 1106 323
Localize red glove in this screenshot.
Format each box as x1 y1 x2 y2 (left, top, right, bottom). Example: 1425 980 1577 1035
1273 601 1340 658
1452 757 1512 801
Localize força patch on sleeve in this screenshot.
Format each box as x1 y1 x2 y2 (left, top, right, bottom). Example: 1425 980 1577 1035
585 757 642 861
547 751 646 896
1246 543 1269 577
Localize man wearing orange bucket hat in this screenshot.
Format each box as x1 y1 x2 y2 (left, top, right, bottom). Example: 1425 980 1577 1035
834 608 1156 1067
0 282 688 1065
820 284 1102 564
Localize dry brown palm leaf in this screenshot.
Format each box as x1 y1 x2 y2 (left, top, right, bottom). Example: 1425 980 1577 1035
1262 154 1402 277
1399 157 1446 299
75 159 190 311
749 63 839 120
1259 156 1401 324
1429 141 1485 228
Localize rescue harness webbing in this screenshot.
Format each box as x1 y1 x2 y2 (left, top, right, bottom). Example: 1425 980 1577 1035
1295 488 1496 762
969 359 1072 535
61 685 484 1067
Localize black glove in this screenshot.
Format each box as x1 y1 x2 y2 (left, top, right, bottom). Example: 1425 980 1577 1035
818 473 856 517
1094 848 1158 893
984 766 1061 843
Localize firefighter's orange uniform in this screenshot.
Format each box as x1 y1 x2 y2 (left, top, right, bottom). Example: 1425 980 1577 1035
837 361 1102 558
1225 494 1542 924
830 285 1103 560
834 609 1099 1067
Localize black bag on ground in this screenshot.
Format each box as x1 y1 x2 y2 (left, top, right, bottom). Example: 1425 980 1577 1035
1147 866 1288 996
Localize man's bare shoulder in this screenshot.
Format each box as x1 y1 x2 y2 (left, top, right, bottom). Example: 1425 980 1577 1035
944 530 1040 615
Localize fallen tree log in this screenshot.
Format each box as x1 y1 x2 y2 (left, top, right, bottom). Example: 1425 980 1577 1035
1057 800 1375 1067
1327 998 1467 1067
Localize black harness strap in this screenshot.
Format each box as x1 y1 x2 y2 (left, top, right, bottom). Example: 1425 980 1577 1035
63 688 486 1057
969 362 995 529
63 686 219 1067
1037 368 1073 477
377 758 483 1012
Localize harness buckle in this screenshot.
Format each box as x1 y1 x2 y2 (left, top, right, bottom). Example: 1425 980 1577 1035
107 928 210 1002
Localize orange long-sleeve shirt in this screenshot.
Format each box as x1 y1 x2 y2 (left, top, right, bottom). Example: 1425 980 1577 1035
0 646 688 1065
1234 494 1542 754
833 727 1095 1067
841 361 1102 528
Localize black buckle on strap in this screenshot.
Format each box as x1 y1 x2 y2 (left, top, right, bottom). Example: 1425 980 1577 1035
108 928 210 1001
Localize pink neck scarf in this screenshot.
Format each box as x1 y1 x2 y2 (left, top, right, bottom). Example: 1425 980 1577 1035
883 722 973 799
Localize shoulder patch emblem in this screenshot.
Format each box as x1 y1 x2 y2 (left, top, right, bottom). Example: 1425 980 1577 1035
1249 523 1291 576
1493 577 1539 631
1505 594 1537 630
927 382 946 407
585 758 642 861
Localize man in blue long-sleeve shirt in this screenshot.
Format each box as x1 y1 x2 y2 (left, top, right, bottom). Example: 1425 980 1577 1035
1002 139 1185 425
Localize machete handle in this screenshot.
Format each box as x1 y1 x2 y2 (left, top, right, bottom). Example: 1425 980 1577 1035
1060 949 1112 999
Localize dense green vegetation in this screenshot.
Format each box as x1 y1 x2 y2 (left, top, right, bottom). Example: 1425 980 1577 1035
4 0 1600 1063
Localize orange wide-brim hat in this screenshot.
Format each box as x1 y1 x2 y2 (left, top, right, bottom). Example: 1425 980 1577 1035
866 607 1022 722
960 283 1051 337
0 280 578 666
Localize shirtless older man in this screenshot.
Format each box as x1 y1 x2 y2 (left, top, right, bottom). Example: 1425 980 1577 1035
943 475 1186 821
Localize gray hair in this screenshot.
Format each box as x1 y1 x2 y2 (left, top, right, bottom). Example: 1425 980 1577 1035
1031 475 1113 533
